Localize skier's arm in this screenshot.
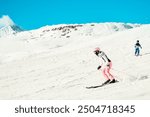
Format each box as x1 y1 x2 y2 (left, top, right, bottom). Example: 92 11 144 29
97 57 103 70
140 44 142 49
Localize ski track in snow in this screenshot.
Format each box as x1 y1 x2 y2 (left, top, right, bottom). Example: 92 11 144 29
0 23 150 99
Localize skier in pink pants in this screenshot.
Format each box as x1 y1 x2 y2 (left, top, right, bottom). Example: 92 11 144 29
94 47 116 84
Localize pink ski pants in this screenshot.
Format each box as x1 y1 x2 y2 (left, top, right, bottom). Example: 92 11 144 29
102 62 114 80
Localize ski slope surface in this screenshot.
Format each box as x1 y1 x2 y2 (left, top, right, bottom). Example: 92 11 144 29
0 23 150 99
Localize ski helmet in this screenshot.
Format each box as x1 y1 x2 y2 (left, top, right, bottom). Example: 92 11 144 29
94 47 100 52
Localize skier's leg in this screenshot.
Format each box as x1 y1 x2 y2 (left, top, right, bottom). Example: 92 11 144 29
102 68 110 80
137 48 140 56
135 48 138 56
135 48 140 56
106 62 115 80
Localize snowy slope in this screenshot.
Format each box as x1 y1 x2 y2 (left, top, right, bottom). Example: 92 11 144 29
0 23 150 99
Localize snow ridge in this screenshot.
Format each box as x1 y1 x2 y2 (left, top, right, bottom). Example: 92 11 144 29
12 22 140 41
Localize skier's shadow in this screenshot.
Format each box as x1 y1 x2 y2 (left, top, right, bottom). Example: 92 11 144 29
139 75 149 80
141 52 150 56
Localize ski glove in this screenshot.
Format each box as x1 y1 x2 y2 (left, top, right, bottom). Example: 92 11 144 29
97 66 101 70
107 64 110 67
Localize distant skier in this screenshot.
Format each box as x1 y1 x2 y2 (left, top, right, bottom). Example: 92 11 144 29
135 40 142 56
94 47 116 84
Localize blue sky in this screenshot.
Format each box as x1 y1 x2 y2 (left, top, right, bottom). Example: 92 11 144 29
0 0 150 29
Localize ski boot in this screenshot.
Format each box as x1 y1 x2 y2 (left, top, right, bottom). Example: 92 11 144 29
109 79 116 84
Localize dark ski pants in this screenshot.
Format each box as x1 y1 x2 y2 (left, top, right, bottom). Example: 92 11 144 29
135 48 140 56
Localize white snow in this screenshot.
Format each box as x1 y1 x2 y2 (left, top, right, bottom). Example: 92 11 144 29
0 23 150 99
